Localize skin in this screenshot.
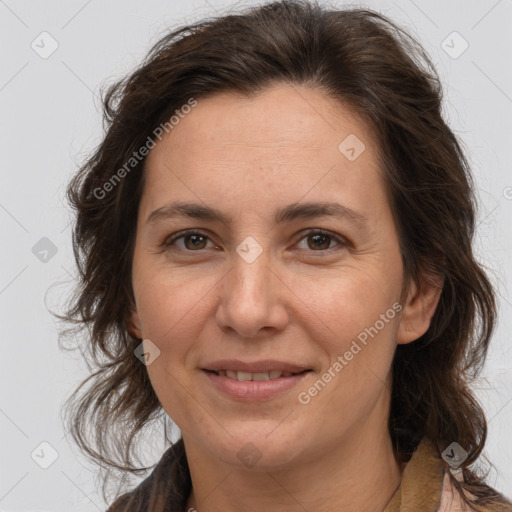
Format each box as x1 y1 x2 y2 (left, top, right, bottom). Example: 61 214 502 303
129 83 441 512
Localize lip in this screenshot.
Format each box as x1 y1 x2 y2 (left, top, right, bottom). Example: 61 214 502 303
201 359 311 374
203 369 311 401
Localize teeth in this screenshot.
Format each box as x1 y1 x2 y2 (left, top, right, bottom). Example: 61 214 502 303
216 370 298 381
253 372 270 381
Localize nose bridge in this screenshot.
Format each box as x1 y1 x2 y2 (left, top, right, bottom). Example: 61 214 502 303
230 237 272 307
216 236 287 338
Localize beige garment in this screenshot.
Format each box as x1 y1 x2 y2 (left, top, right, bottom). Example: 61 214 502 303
384 438 470 512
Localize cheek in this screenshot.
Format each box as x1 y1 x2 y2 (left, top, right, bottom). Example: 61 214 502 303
291 266 401 411
132 269 207 424
133 260 214 341
300 302 399 430
291 261 402 351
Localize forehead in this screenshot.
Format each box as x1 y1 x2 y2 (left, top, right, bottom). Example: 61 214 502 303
141 83 387 218
152 84 375 155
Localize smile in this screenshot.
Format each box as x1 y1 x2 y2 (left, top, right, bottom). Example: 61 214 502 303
202 369 312 401
206 369 307 381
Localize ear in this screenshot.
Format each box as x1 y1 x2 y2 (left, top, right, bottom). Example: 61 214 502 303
397 272 443 345
128 307 142 339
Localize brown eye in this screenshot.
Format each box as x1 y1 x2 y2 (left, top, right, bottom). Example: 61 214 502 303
296 230 346 252
163 230 214 251
307 233 331 250
183 233 208 250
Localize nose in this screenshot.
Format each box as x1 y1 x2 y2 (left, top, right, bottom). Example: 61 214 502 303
215 247 289 340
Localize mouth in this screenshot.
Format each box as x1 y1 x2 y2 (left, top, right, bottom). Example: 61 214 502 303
203 369 311 381
202 368 312 401
200 359 314 401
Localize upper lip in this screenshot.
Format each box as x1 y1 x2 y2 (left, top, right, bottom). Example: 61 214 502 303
202 359 311 373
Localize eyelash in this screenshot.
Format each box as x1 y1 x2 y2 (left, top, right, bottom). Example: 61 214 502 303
161 229 348 254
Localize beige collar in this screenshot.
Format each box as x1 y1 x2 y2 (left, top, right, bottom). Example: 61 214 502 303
383 438 468 511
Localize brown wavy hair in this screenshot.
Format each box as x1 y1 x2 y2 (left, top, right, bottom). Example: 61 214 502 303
58 0 511 509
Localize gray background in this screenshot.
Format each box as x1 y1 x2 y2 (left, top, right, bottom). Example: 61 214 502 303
0 0 511 510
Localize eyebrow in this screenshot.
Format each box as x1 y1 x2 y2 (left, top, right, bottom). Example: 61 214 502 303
146 200 369 228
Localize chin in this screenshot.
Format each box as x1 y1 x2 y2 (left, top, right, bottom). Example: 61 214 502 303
206 429 306 470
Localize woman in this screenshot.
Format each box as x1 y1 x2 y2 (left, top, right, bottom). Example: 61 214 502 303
60 1 512 510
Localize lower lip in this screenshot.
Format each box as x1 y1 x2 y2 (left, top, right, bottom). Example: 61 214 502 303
203 370 311 401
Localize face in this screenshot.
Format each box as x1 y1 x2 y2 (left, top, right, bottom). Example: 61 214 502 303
130 83 436 470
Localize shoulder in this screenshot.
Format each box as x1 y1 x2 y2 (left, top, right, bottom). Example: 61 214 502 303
438 467 512 512
105 470 155 512
387 438 511 512
106 443 185 512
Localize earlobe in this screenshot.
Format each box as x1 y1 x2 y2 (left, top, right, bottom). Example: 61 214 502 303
397 273 443 345
128 308 142 339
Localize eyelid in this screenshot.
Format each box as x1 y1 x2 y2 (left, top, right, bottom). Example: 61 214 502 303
161 228 348 252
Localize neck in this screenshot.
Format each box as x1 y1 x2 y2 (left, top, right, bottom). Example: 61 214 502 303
183 400 401 511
